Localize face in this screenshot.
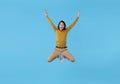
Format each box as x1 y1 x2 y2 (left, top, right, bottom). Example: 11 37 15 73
59 22 65 31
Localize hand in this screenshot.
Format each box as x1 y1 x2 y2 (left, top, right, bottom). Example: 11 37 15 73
44 9 48 16
77 10 80 18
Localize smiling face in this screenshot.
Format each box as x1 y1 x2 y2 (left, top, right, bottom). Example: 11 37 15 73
59 22 65 31
58 20 66 31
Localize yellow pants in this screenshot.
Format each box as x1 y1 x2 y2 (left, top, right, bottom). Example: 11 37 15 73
48 48 75 62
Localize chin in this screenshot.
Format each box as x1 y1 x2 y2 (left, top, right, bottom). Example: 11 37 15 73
60 29 63 31
60 28 63 30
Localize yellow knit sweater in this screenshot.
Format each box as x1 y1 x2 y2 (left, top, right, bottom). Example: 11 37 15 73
46 16 79 47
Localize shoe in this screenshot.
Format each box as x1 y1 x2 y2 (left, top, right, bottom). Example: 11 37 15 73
59 55 64 62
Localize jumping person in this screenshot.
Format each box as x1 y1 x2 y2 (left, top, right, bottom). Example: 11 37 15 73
44 10 80 62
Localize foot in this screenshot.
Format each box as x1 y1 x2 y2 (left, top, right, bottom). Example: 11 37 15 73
59 55 65 62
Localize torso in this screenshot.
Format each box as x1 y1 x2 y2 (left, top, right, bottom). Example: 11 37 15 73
55 29 68 47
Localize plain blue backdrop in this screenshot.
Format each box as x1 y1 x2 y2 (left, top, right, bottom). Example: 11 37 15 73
0 0 120 84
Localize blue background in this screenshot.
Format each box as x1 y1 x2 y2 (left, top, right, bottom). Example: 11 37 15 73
0 0 120 84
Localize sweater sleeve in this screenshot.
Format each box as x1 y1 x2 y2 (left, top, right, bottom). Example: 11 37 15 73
46 16 57 32
66 17 79 32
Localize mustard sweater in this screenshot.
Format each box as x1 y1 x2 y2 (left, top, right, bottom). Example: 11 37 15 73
46 16 79 47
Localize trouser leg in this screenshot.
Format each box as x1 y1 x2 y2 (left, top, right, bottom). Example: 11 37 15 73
61 49 75 62
48 48 60 62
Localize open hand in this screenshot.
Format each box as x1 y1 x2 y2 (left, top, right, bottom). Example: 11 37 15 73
77 10 80 18
44 9 48 16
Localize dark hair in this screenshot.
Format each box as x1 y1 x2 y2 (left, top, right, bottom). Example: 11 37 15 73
58 20 66 30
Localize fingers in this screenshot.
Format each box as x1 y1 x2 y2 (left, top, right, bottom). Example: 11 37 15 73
44 9 48 16
77 10 80 18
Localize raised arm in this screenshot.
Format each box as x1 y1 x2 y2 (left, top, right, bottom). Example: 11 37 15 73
66 11 80 32
44 10 57 32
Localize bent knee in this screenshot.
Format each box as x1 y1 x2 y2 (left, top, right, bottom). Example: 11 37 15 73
48 59 51 62
69 58 75 62
70 59 75 62
48 56 57 62
48 58 52 62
